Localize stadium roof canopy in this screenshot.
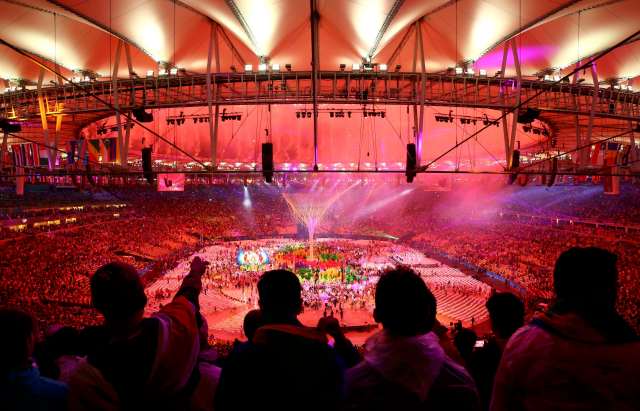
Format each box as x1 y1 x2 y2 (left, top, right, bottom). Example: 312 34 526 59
1 0 639 86
1 0 639 168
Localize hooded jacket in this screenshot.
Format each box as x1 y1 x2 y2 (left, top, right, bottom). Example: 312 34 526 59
490 312 640 411
343 330 479 411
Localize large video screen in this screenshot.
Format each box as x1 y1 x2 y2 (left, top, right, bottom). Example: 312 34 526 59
158 173 185 191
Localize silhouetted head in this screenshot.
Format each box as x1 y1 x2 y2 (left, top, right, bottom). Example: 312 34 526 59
243 309 264 342
553 247 618 316
454 328 477 359
0 308 35 373
257 270 302 322
91 262 147 323
374 267 437 336
486 292 525 339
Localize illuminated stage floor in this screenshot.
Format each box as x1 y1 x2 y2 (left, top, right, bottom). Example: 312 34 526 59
145 238 491 344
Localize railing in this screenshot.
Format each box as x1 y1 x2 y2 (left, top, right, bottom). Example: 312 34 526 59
2 71 639 121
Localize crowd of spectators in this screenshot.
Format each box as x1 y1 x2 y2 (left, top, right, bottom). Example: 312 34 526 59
2 248 638 410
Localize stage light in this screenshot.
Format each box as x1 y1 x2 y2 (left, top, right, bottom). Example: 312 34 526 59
285 64 292 71
340 64 346 71
379 64 388 72
466 68 474 75
258 63 268 72
169 67 178 76
455 67 463 75
146 70 154 77
352 63 361 71
395 64 401 72
553 75 561 82
479 69 487 76
244 64 253 72
271 63 280 72
158 68 167 76
364 64 373 72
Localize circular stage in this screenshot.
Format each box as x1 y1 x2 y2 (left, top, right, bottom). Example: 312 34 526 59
144 238 491 344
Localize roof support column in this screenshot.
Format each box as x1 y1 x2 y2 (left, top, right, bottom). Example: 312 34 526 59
122 43 135 168
572 62 581 166
37 68 54 171
585 62 599 167
112 40 125 167
499 39 521 169
509 39 522 170
207 21 220 169
310 0 320 171
416 20 426 166
411 21 419 162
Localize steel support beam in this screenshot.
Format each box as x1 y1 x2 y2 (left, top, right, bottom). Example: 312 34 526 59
310 0 320 170
207 21 220 168
585 62 599 166
368 0 405 59
224 0 260 56
37 68 54 170
112 40 124 166
509 39 522 169
500 43 510 168
416 20 426 166
387 24 415 67
572 62 582 165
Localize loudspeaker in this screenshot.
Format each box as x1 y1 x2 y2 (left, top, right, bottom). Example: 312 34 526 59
262 143 274 183
508 149 520 184
405 143 417 183
0 118 21 133
511 149 520 169
142 147 153 184
547 157 558 187
133 108 154 123
517 108 540 124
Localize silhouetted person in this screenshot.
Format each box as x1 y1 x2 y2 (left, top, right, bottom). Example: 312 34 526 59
469 292 524 410
0 308 68 411
215 269 344 411
491 247 640 411
344 267 479 411
68 257 208 410
242 309 263 343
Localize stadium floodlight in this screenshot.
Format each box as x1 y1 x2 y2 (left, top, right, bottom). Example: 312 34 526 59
479 69 487 77
271 63 280 72
258 63 268 72
352 63 361 71
169 67 178 76
244 64 253 72
379 64 388 72
455 67 463 75
146 70 154 77
158 68 168 76
466 68 475 75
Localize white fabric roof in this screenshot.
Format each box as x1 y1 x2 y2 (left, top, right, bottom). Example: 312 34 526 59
1 0 639 86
